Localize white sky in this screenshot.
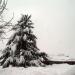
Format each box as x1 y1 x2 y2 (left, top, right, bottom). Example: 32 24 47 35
1 0 75 57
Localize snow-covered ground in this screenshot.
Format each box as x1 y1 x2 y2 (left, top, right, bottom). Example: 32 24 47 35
0 64 75 75
0 52 75 75
0 50 75 75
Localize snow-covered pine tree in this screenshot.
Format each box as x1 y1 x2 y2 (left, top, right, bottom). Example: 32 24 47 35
0 14 50 68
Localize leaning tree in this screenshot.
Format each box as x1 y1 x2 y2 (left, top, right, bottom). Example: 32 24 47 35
0 14 50 68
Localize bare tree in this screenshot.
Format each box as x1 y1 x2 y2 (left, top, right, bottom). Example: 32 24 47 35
0 0 7 16
0 0 14 41
0 0 7 40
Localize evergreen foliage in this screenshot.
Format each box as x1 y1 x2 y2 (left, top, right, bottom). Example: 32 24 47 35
0 14 50 68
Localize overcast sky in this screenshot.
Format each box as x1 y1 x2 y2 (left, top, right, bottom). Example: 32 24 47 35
1 0 75 57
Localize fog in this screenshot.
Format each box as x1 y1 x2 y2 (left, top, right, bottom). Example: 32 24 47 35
1 0 75 57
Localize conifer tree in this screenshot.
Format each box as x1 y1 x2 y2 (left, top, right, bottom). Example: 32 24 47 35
0 14 50 68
